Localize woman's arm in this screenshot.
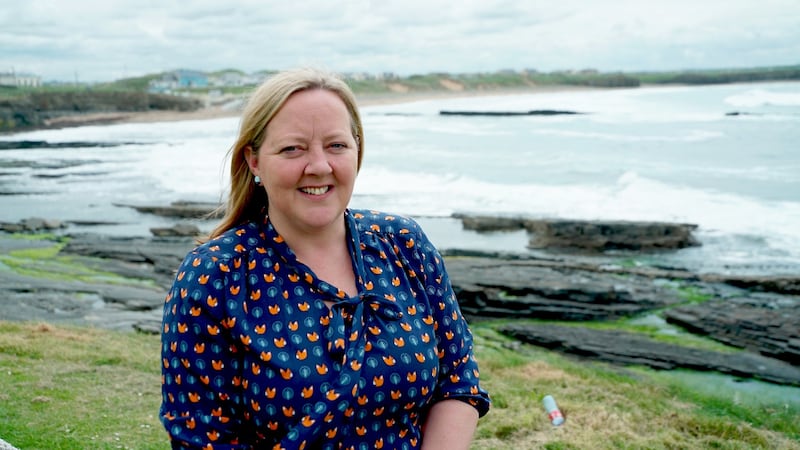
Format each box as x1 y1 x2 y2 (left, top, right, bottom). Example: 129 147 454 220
161 248 249 449
421 399 480 450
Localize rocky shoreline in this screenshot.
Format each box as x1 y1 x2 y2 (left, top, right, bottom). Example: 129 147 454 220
1 212 798 386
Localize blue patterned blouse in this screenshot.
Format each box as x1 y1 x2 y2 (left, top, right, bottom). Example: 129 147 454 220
160 209 490 449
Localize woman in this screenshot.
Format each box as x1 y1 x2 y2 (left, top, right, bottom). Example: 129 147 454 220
160 67 490 449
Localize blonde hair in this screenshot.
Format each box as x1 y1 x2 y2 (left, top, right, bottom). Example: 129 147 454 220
208 67 364 240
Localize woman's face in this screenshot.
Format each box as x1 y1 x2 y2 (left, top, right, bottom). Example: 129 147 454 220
247 89 359 236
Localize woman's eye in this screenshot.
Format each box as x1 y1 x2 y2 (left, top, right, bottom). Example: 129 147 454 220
329 143 347 150
280 146 299 153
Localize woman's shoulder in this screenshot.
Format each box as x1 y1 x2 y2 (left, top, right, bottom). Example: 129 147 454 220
348 209 440 257
349 209 424 236
189 221 263 261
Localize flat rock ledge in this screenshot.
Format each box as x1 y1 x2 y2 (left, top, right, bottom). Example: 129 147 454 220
0 233 191 333
499 323 800 386
2 228 798 384
115 201 222 219
455 214 699 251
90 207 702 252
664 295 800 365
446 256 686 321
0 217 65 233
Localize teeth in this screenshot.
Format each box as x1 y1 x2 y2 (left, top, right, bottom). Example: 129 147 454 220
301 186 329 195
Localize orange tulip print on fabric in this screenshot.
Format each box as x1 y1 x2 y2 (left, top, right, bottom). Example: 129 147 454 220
160 209 490 449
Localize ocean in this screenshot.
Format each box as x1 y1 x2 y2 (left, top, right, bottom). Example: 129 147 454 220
1 81 798 276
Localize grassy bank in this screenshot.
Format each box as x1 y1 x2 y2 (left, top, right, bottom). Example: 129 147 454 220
1 321 797 450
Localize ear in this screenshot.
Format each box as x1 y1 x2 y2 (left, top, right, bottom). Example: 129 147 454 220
244 145 258 173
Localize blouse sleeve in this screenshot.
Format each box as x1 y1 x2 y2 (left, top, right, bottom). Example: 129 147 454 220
400 220 491 417
160 247 252 449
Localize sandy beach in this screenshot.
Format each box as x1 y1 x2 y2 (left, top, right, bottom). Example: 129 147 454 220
35 84 598 131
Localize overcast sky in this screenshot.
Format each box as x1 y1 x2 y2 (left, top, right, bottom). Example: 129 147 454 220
2 0 799 82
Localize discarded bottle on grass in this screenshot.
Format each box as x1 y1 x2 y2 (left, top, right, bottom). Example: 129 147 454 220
542 395 564 426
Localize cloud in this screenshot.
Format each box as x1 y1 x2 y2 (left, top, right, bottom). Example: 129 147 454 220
1 0 798 82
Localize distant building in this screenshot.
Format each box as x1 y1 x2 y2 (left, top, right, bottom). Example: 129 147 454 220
173 69 209 88
0 71 42 87
344 72 369 81
208 71 262 87
148 69 209 93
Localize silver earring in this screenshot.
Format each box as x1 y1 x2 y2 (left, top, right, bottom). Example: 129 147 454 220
254 175 262 185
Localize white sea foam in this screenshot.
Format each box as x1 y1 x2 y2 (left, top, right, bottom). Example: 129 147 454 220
354 167 800 263
531 128 723 143
725 88 800 108
2 82 799 274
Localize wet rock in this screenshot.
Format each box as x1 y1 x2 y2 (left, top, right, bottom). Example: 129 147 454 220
664 295 800 365
0 267 164 333
65 220 126 227
444 253 800 365
526 219 699 251
0 217 65 232
446 256 685 321
0 140 136 150
455 215 528 232
440 109 584 116
60 233 195 288
454 214 699 251
0 158 102 170
0 222 24 233
150 223 202 237
116 200 222 219
2 228 797 387
499 323 800 386
700 274 800 296
23 217 64 231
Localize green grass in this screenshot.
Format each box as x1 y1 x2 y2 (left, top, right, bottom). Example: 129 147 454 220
1 321 797 450
470 328 799 450
1 235 796 448
0 322 165 449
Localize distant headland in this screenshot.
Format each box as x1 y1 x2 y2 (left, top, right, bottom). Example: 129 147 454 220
2 64 799 133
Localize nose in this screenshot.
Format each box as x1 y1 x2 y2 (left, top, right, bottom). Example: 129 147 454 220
304 145 333 175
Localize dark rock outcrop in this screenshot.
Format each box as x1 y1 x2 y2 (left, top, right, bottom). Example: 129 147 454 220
0 264 165 332
116 201 221 219
664 295 800 365
700 274 800 296
440 110 584 116
150 223 202 238
0 140 137 150
499 323 800 386
526 219 699 251
60 233 193 288
456 215 529 232
2 215 797 386
447 256 685 321
455 214 699 251
0 91 202 132
0 217 65 232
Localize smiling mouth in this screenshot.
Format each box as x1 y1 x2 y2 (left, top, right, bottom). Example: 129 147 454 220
300 186 330 196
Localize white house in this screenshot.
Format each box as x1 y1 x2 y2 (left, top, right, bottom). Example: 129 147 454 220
0 71 42 87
